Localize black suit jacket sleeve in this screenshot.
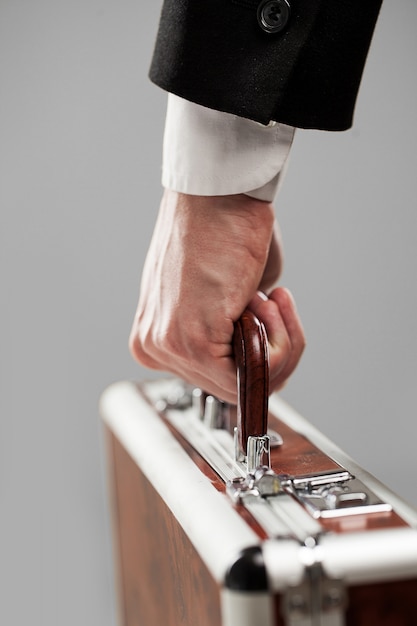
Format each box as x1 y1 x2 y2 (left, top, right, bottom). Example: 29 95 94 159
149 0 383 131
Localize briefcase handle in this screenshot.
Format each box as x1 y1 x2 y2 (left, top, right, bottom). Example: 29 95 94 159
233 310 269 459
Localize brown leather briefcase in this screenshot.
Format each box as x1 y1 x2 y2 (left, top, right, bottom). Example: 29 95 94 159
101 312 417 626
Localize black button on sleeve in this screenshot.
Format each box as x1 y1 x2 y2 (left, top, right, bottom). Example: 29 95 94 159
257 0 291 34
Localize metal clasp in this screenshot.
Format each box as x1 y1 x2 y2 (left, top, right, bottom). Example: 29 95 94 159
288 472 392 519
227 466 283 503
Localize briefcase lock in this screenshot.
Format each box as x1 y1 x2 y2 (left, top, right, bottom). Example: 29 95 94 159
289 473 392 519
227 465 284 503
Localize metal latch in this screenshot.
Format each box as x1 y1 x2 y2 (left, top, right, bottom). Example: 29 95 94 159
287 472 392 519
227 466 284 502
228 467 392 520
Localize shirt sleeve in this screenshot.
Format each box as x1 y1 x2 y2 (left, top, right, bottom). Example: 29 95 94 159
162 94 295 203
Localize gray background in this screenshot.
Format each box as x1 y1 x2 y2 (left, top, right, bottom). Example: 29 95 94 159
1 1 416 625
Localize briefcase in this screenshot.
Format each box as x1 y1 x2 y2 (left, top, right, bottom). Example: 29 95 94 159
100 312 417 626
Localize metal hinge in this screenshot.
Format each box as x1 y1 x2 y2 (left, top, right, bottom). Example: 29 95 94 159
283 557 347 626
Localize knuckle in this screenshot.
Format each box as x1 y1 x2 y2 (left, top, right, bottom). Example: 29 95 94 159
150 320 190 363
129 322 157 369
128 327 141 360
129 334 152 368
159 331 181 358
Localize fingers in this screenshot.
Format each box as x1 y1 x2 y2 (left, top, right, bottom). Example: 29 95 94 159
130 287 305 403
248 288 305 393
129 316 238 403
268 287 306 389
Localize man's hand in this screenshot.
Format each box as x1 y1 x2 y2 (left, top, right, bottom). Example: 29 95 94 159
129 190 305 403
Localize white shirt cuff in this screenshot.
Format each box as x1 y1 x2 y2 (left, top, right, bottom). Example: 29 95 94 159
162 94 295 203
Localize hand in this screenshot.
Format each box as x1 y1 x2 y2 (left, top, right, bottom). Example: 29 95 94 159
129 190 305 403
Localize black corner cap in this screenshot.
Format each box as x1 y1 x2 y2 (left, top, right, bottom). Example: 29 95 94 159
225 546 268 592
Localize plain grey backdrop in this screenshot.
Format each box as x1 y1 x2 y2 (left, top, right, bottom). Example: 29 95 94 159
1 1 416 625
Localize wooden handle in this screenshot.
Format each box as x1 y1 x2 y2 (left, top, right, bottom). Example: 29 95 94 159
233 310 269 456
